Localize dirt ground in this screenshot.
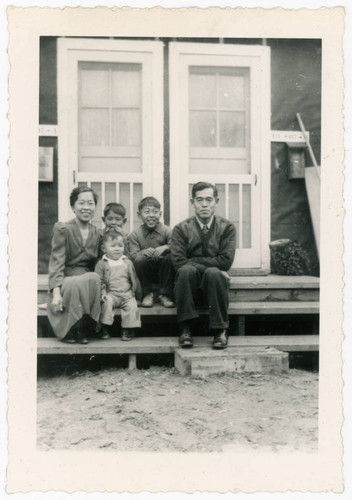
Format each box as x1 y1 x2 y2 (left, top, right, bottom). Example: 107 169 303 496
37 359 319 452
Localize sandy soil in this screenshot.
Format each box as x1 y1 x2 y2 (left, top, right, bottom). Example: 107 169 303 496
37 365 318 452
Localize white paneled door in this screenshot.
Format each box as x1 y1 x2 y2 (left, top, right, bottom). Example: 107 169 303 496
58 38 163 232
169 43 271 270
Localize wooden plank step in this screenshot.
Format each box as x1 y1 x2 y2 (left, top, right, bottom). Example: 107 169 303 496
37 274 320 291
37 301 319 317
37 335 319 355
175 347 289 376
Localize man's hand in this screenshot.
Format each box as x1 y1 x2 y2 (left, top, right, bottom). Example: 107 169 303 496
141 248 155 259
221 270 231 282
101 292 108 302
153 245 169 259
51 287 63 313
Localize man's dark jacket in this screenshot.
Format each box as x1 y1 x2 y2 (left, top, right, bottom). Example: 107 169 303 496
171 216 236 273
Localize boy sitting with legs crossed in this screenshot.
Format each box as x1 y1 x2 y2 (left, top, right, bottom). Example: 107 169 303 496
95 228 141 341
127 196 175 308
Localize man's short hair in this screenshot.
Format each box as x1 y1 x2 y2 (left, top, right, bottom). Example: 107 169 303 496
102 227 125 244
138 196 161 211
191 182 218 199
103 202 126 218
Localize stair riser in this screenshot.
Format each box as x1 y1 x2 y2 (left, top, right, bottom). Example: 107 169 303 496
38 289 319 305
175 349 289 376
229 289 319 302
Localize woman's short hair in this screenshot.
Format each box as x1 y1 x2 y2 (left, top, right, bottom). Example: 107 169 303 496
70 186 98 207
191 182 218 199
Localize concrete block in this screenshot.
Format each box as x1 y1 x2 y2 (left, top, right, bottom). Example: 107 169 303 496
175 346 289 377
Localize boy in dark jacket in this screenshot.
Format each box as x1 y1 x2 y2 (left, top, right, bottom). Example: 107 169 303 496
171 182 236 349
128 197 175 308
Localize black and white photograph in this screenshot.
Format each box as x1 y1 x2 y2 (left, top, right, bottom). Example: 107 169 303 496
4 4 348 494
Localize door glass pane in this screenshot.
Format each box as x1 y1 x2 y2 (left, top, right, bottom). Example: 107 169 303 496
220 111 245 147
80 70 109 107
229 184 239 248
215 184 225 218
242 184 251 248
119 183 130 233
112 109 141 146
105 183 117 205
219 75 245 109
81 109 109 146
91 182 102 228
189 72 217 108
133 183 143 231
190 111 216 147
112 67 141 106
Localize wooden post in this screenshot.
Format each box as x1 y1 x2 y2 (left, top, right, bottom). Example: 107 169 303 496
128 354 137 370
237 315 246 336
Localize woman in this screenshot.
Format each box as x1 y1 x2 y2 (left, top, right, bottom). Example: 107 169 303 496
47 186 102 344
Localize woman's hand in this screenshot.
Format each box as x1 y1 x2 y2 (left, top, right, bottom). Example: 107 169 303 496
51 287 63 313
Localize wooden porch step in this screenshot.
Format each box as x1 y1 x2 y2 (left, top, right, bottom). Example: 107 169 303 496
37 335 319 355
38 301 319 317
38 274 320 303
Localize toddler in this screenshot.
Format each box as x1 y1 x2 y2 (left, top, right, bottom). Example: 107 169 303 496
95 228 141 341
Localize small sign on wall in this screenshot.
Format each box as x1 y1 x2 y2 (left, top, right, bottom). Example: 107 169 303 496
39 146 54 182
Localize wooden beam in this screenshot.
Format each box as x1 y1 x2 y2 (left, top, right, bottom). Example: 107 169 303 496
37 335 319 355
38 301 319 317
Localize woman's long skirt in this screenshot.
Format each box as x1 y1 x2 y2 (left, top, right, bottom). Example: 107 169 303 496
47 272 101 340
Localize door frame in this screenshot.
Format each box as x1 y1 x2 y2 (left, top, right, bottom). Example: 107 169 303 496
169 42 271 271
57 37 164 222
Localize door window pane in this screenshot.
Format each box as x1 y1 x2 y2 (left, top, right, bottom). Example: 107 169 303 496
80 70 109 107
105 183 117 205
189 72 217 108
229 184 239 248
190 111 216 147
219 75 245 109
133 183 143 231
220 111 245 147
242 184 251 248
81 109 109 146
112 109 141 146
215 184 225 218
91 182 102 228
112 67 141 107
78 62 142 171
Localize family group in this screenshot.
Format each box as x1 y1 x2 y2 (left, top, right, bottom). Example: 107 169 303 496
47 182 237 350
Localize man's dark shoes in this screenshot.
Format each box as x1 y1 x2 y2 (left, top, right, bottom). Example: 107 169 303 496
76 329 89 344
179 326 193 348
212 330 228 349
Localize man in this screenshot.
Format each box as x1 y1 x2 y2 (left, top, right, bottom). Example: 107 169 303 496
171 181 236 349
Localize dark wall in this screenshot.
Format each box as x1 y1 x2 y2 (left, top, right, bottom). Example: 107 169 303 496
269 38 321 275
38 37 58 273
38 37 321 274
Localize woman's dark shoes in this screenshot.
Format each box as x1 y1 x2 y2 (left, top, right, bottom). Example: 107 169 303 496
121 328 135 341
179 326 193 348
62 330 76 344
212 330 228 349
76 330 89 344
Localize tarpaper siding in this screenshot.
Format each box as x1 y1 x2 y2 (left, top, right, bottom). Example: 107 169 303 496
38 37 321 275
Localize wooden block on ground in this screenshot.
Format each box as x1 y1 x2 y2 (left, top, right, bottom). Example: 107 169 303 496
175 347 289 377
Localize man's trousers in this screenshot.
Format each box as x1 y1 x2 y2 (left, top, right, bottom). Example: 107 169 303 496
174 265 229 330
